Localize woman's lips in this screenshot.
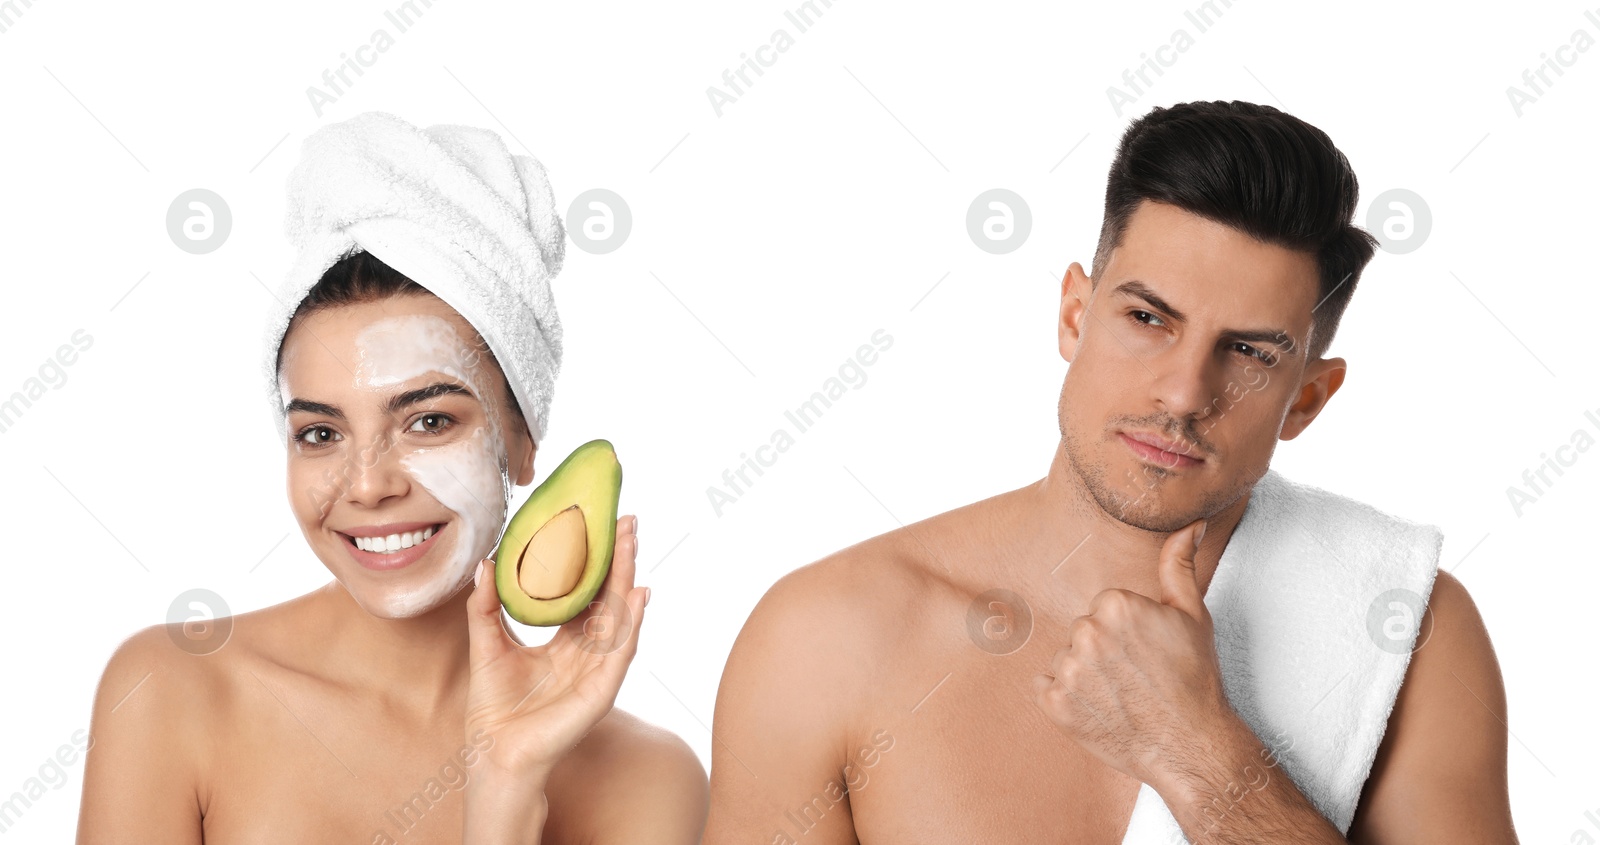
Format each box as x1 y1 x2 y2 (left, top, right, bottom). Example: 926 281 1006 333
1118 432 1203 468
342 523 447 571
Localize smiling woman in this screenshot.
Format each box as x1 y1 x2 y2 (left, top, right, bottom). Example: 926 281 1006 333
75 112 707 844
277 262 523 620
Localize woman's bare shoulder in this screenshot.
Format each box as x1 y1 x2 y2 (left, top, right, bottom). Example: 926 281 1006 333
547 707 708 842
80 619 237 834
81 589 334 818
583 707 703 768
90 589 327 729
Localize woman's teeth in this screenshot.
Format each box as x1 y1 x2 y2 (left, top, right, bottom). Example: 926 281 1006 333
353 525 438 554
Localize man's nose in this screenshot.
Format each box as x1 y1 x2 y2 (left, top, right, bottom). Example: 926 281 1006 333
1148 346 1220 422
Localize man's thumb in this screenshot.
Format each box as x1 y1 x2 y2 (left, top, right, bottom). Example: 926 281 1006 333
1158 519 1207 620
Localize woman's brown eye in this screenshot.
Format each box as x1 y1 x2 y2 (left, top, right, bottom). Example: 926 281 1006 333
410 414 453 434
294 426 338 447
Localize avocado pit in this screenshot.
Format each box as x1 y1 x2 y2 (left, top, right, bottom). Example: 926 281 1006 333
517 504 589 600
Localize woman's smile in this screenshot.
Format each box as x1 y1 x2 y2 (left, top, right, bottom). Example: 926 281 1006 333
336 520 450 571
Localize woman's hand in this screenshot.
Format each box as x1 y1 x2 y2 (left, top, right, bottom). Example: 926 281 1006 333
462 513 649 784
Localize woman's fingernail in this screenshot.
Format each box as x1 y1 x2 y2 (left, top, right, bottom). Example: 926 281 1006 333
474 560 484 588
643 586 652 607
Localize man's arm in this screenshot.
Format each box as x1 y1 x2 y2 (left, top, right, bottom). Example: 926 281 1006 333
1031 522 1517 842
1150 569 1517 844
703 561 864 845
1348 569 1518 843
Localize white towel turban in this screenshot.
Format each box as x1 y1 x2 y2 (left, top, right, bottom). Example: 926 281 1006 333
260 110 566 447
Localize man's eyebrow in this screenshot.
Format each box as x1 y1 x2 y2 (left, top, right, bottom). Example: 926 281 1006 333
283 381 478 420
1111 279 1299 358
1112 279 1190 323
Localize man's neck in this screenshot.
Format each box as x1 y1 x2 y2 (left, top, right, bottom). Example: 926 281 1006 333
1016 442 1254 622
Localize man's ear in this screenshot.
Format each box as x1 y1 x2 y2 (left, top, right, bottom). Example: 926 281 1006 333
1058 262 1092 364
1280 356 1346 441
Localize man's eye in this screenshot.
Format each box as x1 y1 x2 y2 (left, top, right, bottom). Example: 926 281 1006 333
295 425 340 447
1129 309 1163 327
1233 343 1274 363
410 413 455 434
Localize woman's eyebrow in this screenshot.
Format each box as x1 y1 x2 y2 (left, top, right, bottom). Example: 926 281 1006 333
386 381 477 416
284 381 478 420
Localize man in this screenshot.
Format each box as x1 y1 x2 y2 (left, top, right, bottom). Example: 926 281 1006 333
703 100 1516 843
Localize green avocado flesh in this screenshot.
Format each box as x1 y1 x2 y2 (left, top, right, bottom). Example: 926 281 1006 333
493 439 622 626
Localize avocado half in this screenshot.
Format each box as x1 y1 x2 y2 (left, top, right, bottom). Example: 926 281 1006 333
493 439 622 626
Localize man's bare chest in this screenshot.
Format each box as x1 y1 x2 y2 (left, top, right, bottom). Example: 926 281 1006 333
842 650 1145 844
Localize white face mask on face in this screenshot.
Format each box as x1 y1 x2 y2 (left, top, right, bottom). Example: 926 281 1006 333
345 313 513 618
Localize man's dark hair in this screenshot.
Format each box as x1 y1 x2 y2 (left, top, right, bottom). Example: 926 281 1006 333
276 248 527 435
1091 100 1378 361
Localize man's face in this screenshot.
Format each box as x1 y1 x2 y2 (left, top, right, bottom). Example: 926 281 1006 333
1058 199 1339 532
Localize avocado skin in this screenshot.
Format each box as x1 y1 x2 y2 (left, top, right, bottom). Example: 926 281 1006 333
493 439 622 626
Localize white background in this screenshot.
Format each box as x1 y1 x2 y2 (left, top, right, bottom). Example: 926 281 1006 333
2 0 1596 839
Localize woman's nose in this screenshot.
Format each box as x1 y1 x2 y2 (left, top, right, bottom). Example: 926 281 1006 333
342 428 410 508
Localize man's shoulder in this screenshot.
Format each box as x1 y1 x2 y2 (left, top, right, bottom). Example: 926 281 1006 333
750 519 957 643
1351 568 1513 839
1370 566 1504 768
722 510 976 706
1407 568 1498 687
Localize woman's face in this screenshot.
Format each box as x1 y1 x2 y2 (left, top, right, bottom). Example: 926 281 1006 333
276 293 535 618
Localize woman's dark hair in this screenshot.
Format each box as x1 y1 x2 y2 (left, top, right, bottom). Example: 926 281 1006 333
1092 100 1378 361
276 248 528 434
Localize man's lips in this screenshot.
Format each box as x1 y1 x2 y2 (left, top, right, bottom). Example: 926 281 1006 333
1119 430 1203 468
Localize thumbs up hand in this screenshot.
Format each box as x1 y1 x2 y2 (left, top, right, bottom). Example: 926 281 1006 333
1031 519 1243 790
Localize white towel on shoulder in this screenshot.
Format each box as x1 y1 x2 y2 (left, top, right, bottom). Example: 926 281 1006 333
1121 467 1443 844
